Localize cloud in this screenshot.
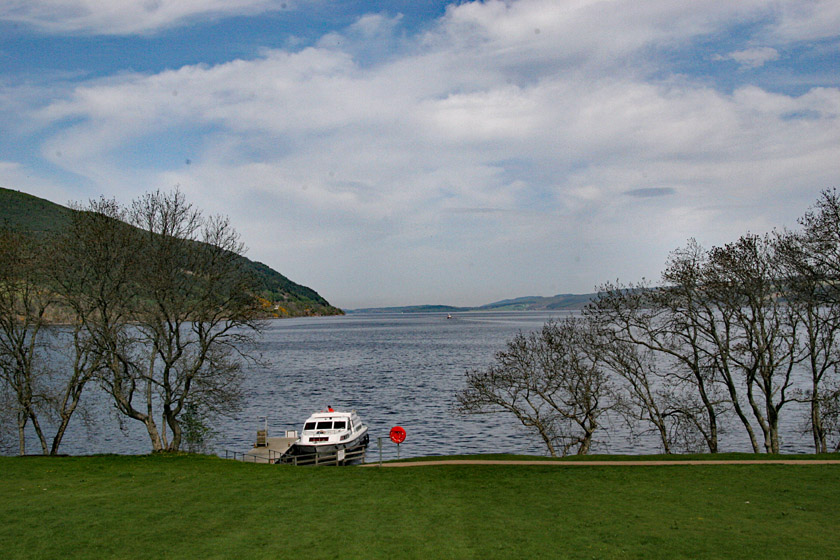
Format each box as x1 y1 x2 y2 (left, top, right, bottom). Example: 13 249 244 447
6 0 840 306
714 47 780 69
768 0 840 42
625 187 677 198
0 0 295 35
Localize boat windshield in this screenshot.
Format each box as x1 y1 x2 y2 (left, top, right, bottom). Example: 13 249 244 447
303 418 352 432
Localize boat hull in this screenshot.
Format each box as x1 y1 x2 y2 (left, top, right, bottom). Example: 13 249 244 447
282 430 369 462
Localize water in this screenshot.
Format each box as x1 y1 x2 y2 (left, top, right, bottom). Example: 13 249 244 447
229 311 560 461
12 311 818 459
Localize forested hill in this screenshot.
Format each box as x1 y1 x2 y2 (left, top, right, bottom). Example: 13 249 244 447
0 187 342 317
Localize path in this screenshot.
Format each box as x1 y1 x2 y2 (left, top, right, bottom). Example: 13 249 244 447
360 459 840 467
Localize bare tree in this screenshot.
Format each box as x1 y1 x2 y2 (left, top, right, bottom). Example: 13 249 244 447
457 317 612 457
0 224 104 456
586 283 676 452
50 198 136 453
586 266 726 454
0 229 52 454
703 234 798 453
114 189 262 451
777 190 840 452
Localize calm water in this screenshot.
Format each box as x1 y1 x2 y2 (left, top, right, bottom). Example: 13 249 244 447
16 311 816 459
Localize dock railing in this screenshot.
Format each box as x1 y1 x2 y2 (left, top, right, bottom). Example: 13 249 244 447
224 449 286 464
281 446 367 466
224 446 367 466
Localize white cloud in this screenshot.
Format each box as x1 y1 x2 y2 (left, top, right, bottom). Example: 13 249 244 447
714 47 780 69
769 0 840 43
7 0 840 307
0 0 295 35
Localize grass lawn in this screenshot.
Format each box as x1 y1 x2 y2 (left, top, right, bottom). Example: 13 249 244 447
1 453 839 559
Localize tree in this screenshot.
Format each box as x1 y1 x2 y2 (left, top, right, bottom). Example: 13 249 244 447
0 225 101 456
0 229 52 454
97 189 262 452
50 198 136 453
586 264 727 454
777 189 840 452
457 317 612 456
702 234 798 453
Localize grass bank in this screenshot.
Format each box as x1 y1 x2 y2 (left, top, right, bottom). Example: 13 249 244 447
2 453 839 559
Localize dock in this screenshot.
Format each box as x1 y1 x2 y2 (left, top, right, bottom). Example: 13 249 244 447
225 430 299 464
244 436 298 463
224 421 368 466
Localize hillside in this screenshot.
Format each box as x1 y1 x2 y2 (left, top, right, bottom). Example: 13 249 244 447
0 187 342 317
479 293 595 311
0 188 73 236
347 293 595 314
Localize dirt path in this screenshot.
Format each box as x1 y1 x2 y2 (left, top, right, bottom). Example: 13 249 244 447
361 459 840 467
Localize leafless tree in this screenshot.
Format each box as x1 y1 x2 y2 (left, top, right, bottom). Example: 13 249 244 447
50 198 136 453
586 265 727 454
457 317 612 456
117 189 262 451
776 189 840 452
0 229 52 454
53 190 262 453
702 234 798 453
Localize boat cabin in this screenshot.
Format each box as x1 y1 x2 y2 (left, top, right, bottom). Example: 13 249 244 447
300 410 365 444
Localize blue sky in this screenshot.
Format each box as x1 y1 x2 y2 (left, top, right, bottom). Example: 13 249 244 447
1 0 839 309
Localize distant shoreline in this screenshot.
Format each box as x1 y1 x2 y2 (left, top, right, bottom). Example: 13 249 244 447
347 293 596 314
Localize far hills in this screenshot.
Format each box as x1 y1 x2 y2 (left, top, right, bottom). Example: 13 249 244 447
0 187 342 318
348 293 596 314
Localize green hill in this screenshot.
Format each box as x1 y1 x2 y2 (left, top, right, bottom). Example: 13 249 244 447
0 188 73 236
0 187 342 317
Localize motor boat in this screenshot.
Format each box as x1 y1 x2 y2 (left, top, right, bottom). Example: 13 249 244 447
280 408 369 463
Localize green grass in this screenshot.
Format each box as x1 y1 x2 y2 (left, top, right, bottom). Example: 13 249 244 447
1 454 839 559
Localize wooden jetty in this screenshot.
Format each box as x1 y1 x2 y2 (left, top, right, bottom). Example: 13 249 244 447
225 420 369 466
225 431 299 464
224 428 367 466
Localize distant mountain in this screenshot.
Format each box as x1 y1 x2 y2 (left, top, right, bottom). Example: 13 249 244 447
0 187 342 317
347 304 470 314
479 293 595 311
346 293 596 314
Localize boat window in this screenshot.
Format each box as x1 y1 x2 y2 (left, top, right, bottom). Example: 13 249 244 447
316 421 332 430
333 421 346 430
304 422 316 431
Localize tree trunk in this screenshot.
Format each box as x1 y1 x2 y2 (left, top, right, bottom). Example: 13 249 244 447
17 410 26 456
811 396 826 453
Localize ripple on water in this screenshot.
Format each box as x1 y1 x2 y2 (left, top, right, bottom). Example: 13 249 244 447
21 311 818 458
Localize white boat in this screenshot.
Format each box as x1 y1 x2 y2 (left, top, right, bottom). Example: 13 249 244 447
282 408 369 461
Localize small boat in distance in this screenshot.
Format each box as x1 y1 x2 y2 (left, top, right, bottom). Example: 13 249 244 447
281 408 369 463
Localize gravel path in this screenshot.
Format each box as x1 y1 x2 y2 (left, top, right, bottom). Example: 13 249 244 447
361 459 840 467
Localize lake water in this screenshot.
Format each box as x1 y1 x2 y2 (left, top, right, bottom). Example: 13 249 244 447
13 311 818 459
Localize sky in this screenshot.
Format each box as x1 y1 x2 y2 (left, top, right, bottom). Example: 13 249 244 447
1 1 839 309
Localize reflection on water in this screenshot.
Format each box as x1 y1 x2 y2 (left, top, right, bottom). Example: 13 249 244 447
22 311 815 459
